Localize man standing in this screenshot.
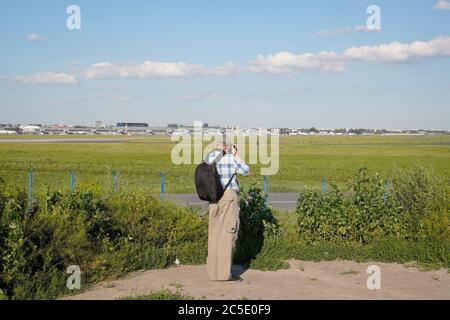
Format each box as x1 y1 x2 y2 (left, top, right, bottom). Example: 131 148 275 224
205 143 250 281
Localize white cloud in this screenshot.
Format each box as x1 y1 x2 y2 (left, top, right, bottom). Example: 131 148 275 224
433 0 450 10
343 36 450 62
249 51 345 74
202 63 240 76
25 34 47 41
354 25 381 33
310 27 352 38
4 36 449 83
310 25 380 38
248 36 450 75
84 60 238 79
2 72 79 85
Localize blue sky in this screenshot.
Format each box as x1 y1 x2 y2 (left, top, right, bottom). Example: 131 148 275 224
0 0 449 129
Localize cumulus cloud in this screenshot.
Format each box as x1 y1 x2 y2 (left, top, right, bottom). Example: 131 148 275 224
84 60 238 79
354 25 381 33
2 72 79 85
343 36 450 62
433 0 450 10
3 36 449 82
248 36 450 75
249 51 345 74
25 34 47 41
202 63 240 76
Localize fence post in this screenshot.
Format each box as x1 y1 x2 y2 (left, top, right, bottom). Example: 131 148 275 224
322 176 326 193
28 170 33 212
112 171 118 193
384 179 389 203
160 172 165 199
263 176 269 208
69 170 75 192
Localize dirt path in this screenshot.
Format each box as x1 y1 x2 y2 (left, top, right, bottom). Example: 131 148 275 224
66 260 450 300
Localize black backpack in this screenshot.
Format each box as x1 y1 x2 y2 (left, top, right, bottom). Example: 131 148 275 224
195 151 235 202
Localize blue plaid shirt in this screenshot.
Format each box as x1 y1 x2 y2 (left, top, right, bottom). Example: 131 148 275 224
206 151 250 193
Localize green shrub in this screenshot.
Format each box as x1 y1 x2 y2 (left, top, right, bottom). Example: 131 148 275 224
1 167 447 299
348 168 409 242
392 166 449 241
234 186 279 265
297 186 349 243
0 180 209 300
296 167 449 244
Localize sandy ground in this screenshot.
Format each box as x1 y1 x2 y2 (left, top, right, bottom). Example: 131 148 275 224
66 260 450 300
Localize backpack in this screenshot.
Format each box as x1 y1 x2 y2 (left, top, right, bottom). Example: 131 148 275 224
195 151 236 202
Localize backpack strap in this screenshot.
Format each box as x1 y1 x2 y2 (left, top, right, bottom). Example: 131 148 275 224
211 150 236 190
223 173 236 190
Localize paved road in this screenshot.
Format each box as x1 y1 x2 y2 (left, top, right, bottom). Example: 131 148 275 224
166 193 298 211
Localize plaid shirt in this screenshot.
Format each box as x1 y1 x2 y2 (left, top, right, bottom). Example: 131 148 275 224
206 150 250 193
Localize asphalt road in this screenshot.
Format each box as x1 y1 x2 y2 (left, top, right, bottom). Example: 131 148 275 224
166 193 298 211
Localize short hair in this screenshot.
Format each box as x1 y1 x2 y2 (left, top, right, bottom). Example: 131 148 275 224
216 142 226 149
226 143 235 154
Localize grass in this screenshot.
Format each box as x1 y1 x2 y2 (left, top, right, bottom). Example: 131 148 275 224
0 135 449 300
267 177 448 271
0 135 449 194
119 288 194 300
340 270 360 275
249 237 450 272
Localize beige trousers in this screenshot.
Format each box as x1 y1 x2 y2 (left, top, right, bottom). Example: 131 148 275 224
207 189 240 281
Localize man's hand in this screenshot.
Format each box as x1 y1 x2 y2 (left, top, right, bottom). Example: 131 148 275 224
232 144 238 157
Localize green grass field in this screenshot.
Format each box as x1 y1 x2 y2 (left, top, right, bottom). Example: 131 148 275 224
0 135 449 193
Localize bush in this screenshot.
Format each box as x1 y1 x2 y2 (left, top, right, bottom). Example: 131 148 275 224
1 167 447 299
392 166 449 241
296 167 449 244
297 186 349 243
0 178 276 299
234 186 279 265
0 181 208 300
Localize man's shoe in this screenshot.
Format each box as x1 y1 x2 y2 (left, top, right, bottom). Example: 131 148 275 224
228 276 243 282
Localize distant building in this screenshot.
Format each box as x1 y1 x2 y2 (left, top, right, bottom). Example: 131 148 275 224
21 125 42 134
116 123 149 128
114 122 150 135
